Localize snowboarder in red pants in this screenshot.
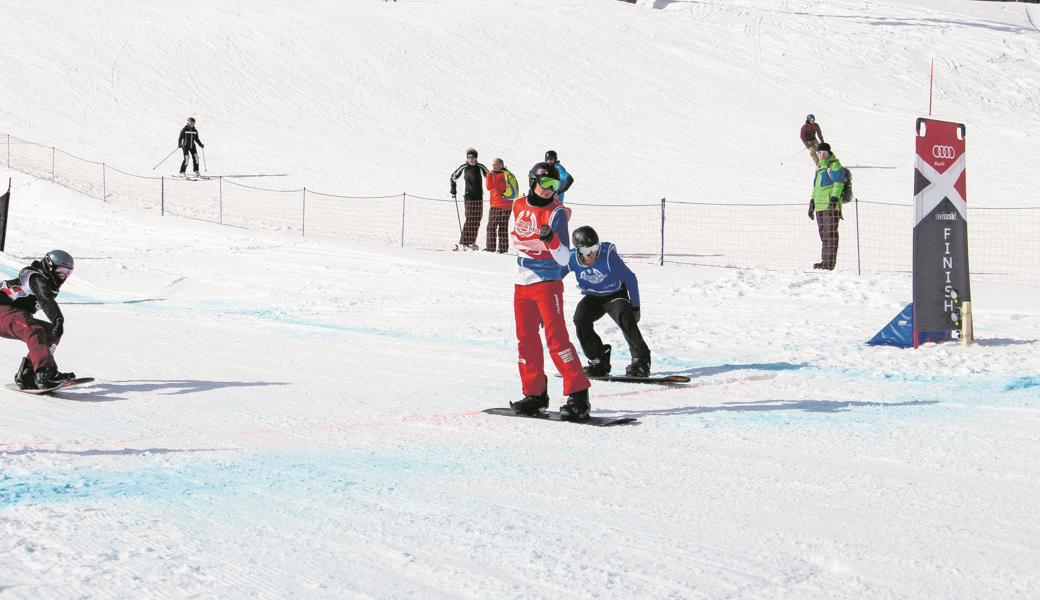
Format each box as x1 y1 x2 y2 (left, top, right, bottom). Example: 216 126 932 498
509 162 591 421
0 250 77 389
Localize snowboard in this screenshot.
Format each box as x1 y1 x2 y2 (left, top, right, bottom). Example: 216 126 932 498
557 374 691 384
483 407 638 427
6 377 96 395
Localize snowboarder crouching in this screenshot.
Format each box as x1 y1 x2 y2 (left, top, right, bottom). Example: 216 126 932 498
564 226 651 377
0 250 77 389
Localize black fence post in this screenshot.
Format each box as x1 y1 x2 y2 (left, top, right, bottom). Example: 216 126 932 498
400 193 406 248
855 196 862 276
659 198 666 266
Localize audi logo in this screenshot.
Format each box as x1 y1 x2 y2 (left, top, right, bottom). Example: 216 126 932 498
932 145 956 159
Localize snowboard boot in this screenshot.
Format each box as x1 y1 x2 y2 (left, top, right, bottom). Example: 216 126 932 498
625 358 651 378
14 357 36 390
583 345 611 377
34 365 76 390
510 389 549 416
559 389 591 422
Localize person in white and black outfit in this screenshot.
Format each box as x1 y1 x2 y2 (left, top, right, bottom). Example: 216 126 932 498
178 117 205 177
449 148 488 250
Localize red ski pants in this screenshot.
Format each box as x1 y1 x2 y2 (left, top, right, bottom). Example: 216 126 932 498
514 280 590 396
0 305 57 371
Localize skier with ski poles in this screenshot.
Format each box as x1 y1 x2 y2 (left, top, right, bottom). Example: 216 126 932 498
563 225 651 378
178 117 205 178
0 250 77 389
800 114 825 166
509 162 592 421
449 148 488 251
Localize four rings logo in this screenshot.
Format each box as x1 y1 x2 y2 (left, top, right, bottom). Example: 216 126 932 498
932 145 956 160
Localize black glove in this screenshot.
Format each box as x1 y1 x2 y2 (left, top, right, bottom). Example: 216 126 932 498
808 199 815 220
828 196 839 211
631 307 641 324
49 318 64 343
538 225 554 242
199 142 204 149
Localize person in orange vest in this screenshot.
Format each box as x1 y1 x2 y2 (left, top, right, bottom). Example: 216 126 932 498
508 162 591 421
484 158 518 253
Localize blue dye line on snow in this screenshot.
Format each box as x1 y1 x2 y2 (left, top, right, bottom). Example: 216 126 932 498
0 447 519 509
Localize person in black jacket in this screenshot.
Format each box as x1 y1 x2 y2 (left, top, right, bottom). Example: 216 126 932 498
178 117 205 177
450 148 489 250
0 250 77 389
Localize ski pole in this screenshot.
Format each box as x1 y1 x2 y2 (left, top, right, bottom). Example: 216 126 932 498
153 147 180 170
201 147 207 173
780 145 810 165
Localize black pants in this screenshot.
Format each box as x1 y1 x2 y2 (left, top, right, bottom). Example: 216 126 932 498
180 148 199 173
573 289 650 363
485 207 510 252
459 198 483 246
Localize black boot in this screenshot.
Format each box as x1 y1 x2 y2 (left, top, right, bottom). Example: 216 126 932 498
510 389 549 416
625 358 651 378
583 345 611 377
34 365 76 389
559 389 591 422
14 357 36 390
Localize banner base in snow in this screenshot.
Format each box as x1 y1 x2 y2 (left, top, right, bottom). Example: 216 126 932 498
868 303 952 348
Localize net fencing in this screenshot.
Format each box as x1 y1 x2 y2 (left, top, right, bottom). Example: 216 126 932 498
3 132 1038 283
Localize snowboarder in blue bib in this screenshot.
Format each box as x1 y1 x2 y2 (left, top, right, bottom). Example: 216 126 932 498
564 226 651 377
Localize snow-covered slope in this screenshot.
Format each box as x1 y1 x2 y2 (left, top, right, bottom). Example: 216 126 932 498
1 1 1039 598
1 0 1039 205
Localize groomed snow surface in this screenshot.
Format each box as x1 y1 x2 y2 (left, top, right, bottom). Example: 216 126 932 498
2 0 1040 598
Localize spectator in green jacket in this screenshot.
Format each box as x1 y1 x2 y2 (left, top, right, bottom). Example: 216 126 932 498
807 142 846 270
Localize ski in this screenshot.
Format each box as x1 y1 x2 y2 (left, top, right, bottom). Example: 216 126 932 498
6 377 96 395
557 374 691 384
483 407 638 426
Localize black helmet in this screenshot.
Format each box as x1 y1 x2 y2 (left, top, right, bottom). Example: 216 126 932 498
806 114 815 122
187 117 196 124
571 226 599 250
545 150 558 162
42 249 74 282
529 161 560 189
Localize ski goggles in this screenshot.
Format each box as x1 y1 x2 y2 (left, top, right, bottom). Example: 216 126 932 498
577 243 600 257
535 176 560 192
54 266 73 280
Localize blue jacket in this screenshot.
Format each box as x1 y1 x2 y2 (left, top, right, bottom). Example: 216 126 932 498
555 162 573 202
563 242 640 306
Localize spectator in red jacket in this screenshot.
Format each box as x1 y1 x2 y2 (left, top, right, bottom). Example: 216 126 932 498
484 158 517 253
800 114 825 165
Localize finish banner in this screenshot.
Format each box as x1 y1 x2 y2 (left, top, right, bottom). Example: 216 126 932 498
912 118 969 346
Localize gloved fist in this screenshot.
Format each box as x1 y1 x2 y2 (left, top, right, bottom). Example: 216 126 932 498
538 225 555 243
631 307 641 324
808 200 815 220
49 318 64 342
199 143 204 148
828 196 839 211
